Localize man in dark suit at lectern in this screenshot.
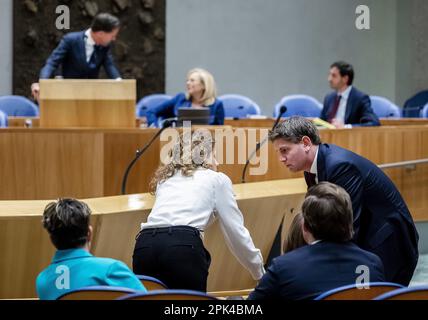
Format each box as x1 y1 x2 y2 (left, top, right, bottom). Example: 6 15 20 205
31 13 121 100
269 116 419 286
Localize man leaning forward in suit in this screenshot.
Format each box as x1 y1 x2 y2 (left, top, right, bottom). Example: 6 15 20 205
270 116 419 286
31 13 121 101
320 61 380 128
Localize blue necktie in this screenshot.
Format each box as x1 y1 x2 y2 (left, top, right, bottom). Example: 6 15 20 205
89 45 101 67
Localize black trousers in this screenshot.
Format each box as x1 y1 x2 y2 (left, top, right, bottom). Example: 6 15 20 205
132 226 211 292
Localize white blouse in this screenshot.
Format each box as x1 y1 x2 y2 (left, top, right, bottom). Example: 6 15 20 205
141 168 265 280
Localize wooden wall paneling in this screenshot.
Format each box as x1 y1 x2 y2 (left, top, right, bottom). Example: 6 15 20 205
0 209 100 299
0 129 104 200
398 128 428 221
103 129 161 196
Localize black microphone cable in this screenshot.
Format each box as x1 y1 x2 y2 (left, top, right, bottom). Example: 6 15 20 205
241 106 287 183
121 120 174 195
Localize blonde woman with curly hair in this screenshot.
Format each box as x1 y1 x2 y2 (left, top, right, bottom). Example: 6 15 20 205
146 68 225 127
132 131 264 291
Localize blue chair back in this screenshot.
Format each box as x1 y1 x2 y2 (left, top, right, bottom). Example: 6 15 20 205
57 286 137 300
136 94 172 118
374 285 428 300
274 94 322 118
0 95 39 117
218 94 261 118
118 289 218 300
136 275 168 291
314 282 403 300
0 110 8 128
403 90 428 117
421 103 428 118
370 96 401 118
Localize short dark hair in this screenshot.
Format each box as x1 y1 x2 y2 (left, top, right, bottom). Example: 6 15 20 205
91 13 121 33
42 198 91 250
302 182 354 242
269 116 322 145
330 61 354 86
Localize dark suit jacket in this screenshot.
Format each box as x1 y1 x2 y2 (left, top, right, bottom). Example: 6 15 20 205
248 241 385 300
321 87 380 126
39 31 120 79
145 93 225 127
304 144 419 285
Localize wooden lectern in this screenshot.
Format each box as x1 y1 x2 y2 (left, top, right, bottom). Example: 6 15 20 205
39 79 136 128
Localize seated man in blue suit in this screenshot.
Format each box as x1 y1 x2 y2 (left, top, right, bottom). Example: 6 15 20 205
249 182 385 300
269 117 419 286
31 13 122 100
320 61 380 128
36 198 146 300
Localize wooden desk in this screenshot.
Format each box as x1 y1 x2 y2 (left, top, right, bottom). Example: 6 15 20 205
381 118 428 126
0 179 307 299
225 117 428 128
10 117 428 128
0 125 427 221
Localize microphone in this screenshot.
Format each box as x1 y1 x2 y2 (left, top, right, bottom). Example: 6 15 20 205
241 106 287 183
121 120 174 195
272 106 287 129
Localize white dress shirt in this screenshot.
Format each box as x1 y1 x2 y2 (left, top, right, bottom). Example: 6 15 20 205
84 29 96 63
334 85 353 123
309 146 320 184
141 168 265 280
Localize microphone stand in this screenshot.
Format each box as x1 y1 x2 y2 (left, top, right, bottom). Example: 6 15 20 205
241 106 287 183
121 121 173 195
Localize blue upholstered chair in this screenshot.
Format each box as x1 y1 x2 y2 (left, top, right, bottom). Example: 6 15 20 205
0 95 39 117
374 285 428 300
421 103 428 118
57 286 137 300
136 94 172 118
314 282 403 300
370 96 401 118
0 110 8 127
218 94 261 118
273 94 322 118
403 90 428 117
118 289 218 300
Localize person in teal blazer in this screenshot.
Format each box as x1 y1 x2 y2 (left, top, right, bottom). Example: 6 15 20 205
36 198 146 300
146 68 225 127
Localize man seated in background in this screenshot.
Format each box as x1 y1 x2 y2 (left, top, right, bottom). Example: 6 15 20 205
320 61 380 128
31 13 122 101
248 182 385 300
36 198 145 300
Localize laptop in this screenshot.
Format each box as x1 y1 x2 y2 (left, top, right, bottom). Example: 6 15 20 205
177 107 211 126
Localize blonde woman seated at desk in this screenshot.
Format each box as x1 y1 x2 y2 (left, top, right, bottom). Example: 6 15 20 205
146 68 225 127
132 132 264 291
